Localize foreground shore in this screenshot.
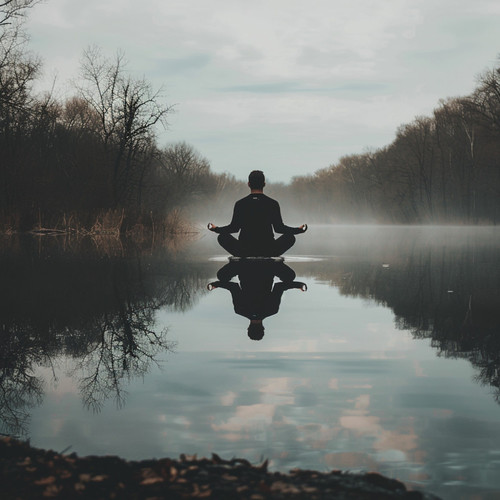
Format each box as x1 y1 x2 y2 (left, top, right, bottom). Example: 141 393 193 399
1 437 439 499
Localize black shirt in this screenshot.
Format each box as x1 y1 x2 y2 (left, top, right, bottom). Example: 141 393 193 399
214 193 302 247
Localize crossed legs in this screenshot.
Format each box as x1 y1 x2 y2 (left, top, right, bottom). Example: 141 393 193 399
217 233 296 257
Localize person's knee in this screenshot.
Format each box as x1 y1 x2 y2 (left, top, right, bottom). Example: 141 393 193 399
275 262 295 281
218 233 233 248
284 234 296 248
273 233 296 256
217 262 237 281
217 233 242 256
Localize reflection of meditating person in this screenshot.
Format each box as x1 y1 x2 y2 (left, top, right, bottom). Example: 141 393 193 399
208 170 307 257
208 260 306 341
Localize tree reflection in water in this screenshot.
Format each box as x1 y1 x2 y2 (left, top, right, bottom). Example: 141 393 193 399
71 262 174 413
299 227 500 402
0 323 45 438
0 235 213 436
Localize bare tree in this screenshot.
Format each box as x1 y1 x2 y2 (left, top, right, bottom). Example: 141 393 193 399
0 0 41 119
0 0 40 27
0 0 42 215
156 141 213 207
470 61 500 132
77 46 174 206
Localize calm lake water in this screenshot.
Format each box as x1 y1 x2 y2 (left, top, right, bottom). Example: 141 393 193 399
2 225 500 499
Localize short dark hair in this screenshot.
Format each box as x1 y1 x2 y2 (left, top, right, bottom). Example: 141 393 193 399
248 170 265 190
247 322 265 341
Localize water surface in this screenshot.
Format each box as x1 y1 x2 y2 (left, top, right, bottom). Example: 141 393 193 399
2 226 500 499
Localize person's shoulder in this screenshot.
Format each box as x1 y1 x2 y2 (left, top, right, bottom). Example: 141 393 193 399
236 193 278 206
235 195 251 205
263 194 279 207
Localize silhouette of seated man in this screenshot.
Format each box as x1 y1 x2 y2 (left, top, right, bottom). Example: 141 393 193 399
208 260 306 341
208 170 307 257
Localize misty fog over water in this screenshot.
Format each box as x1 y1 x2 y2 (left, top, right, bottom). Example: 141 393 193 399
2 225 500 499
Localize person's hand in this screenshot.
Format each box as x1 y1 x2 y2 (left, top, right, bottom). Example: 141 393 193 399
207 222 217 231
299 224 308 233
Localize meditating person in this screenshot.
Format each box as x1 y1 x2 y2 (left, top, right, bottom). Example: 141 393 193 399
208 170 307 257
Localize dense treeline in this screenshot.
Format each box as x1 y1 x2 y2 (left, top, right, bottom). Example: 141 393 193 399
0 1 244 234
4 2 500 230
291 59 500 224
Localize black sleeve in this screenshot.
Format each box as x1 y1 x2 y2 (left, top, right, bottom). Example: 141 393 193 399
271 200 303 235
263 283 287 317
214 281 241 295
214 201 242 234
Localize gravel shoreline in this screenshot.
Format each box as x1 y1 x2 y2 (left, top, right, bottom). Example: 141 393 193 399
0 437 440 499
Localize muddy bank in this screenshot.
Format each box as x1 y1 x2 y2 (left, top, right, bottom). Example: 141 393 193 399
0 437 439 499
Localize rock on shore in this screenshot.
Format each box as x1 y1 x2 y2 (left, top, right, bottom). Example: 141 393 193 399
0 437 440 499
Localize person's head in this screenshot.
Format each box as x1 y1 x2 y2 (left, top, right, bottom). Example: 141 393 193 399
247 320 265 341
248 170 265 190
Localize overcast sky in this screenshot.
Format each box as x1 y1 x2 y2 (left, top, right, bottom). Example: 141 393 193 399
26 0 500 183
